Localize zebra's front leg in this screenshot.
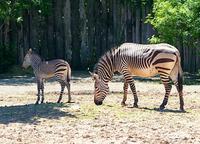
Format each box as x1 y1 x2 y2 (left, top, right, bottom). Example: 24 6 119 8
57 81 65 103
35 80 41 105
121 82 128 106
129 82 138 108
159 82 172 111
123 71 138 108
40 80 44 104
66 82 71 103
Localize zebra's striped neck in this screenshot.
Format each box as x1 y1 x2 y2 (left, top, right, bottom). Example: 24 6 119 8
96 49 115 83
30 54 42 72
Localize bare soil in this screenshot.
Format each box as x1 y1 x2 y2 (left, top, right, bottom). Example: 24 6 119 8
0 73 200 144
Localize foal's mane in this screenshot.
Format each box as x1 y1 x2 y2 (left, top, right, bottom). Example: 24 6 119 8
30 50 44 61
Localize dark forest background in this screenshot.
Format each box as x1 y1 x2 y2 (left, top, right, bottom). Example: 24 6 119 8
0 0 200 74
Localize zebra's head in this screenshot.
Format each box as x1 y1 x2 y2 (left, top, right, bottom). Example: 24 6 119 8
22 49 32 68
90 72 109 105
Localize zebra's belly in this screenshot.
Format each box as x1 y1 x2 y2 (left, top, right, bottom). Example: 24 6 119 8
129 67 158 78
40 73 54 79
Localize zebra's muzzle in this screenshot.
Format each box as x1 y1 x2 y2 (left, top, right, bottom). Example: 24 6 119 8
94 100 103 105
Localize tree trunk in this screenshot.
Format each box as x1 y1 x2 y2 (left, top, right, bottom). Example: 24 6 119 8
64 0 72 62
70 0 82 70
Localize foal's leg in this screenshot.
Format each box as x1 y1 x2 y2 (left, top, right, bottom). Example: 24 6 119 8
40 79 45 103
66 82 71 103
57 81 65 103
35 79 41 104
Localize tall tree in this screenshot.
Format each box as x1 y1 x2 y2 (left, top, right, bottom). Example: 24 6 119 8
70 0 82 70
147 0 200 72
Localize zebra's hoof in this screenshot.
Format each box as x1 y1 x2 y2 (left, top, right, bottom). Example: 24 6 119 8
121 102 127 107
180 108 185 112
67 100 71 103
35 102 39 105
159 106 165 112
57 101 61 103
159 109 164 112
133 104 138 108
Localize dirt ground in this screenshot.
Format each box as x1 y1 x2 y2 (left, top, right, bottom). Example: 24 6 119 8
0 72 200 144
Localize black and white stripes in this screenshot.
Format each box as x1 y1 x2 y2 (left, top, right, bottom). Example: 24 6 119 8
91 43 184 111
22 49 71 104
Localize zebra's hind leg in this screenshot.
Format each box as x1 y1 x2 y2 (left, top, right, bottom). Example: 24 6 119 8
159 77 172 111
171 73 184 111
35 79 41 105
57 81 65 103
121 82 128 106
65 82 71 103
177 89 184 111
40 80 44 103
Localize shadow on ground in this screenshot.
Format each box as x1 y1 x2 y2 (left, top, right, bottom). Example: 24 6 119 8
138 107 188 113
0 71 91 86
0 71 199 86
0 76 35 86
0 103 76 124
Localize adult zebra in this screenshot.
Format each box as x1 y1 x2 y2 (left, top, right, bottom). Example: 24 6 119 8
90 43 184 111
22 49 71 104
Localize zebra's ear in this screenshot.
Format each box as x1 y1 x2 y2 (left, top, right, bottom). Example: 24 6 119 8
89 71 99 81
28 48 32 54
93 73 99 81
89 71 93 76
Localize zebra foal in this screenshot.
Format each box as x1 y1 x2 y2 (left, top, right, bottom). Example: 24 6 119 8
22 49 71 104
90 43 184 111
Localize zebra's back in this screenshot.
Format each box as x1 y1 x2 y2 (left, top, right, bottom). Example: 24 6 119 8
119 43 178 54
114 43 179 77
38 59 71 80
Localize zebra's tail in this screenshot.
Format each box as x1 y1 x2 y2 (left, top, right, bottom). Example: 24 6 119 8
66 67 71 82
170 51 183 92
63 62 71 83
177 52 183 92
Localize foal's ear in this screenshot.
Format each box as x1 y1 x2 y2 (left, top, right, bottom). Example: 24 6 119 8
28 48 32 54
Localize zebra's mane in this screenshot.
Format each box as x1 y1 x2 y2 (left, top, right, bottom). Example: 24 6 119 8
93 46 118 74
31 51 44 62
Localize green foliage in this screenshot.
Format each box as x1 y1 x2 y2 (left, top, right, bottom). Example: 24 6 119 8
146 0 200 45
0 0 52 23
0 1 51 74
120 0 151 8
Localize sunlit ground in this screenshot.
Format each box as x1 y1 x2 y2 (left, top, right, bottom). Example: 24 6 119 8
0 74 199 143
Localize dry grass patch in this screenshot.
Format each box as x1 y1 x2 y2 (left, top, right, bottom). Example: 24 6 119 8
0 76 200 143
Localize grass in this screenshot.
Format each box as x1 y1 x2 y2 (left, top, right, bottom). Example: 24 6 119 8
76 100 182 122
0 73 200 143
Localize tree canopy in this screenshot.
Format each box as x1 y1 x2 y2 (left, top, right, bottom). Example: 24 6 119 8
147 0 200 47
0 0 200 73
0 0 51 23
